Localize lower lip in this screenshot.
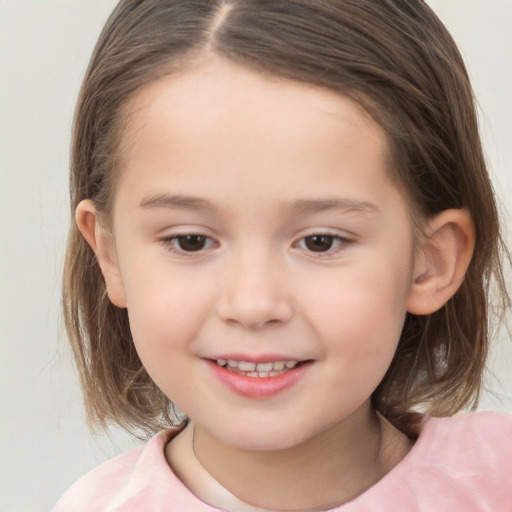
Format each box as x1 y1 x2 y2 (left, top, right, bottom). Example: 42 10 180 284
206 360 311 398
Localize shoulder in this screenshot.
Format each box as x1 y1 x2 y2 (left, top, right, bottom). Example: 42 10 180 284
338 412 512 512
420 410 512 456
51 430 179 512
345 412 512 511
401 411 512 510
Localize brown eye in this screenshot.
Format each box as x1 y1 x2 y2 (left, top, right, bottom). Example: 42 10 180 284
161 233 217 255
176 234 208 252
303 235 336 252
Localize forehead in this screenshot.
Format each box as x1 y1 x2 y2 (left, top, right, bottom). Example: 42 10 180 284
115 57 401 217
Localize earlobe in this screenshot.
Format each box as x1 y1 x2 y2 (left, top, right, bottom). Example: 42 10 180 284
75 200 127 308
406 209 475 315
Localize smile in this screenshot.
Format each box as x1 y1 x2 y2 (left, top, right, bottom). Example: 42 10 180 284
215 359 300 378
207 358 311 398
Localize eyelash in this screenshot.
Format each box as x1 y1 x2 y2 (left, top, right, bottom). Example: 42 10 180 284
160 234 217 255
293 234 350 256
159 233 351 257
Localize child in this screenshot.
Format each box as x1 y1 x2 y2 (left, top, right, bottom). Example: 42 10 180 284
54 0 511 510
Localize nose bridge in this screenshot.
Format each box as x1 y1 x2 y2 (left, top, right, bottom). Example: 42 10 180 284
218 241 293 329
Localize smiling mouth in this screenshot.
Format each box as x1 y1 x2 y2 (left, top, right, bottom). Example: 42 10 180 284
214 359 303 378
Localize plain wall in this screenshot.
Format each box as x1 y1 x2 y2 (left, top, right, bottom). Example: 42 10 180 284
0 1 510 510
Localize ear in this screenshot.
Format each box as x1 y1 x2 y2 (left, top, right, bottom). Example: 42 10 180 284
406 209 475 315
75 200 127 308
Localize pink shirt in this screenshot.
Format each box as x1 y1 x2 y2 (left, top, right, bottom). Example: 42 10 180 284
52 411 512 511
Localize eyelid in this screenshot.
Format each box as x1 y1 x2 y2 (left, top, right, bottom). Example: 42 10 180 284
156 227 354 257
292 230 354 257
159 231 219 256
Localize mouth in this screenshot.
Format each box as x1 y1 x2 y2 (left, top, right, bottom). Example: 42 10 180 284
206 357 312 398
212 359 304 378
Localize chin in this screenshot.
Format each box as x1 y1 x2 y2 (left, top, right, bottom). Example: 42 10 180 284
217 421 314 453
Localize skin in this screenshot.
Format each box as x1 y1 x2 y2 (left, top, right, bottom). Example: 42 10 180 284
77 56 475 511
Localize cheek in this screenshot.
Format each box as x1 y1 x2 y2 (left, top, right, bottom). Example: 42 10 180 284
311 269 409 410
120 264 212 370
123 280 212 406
306 257 411 362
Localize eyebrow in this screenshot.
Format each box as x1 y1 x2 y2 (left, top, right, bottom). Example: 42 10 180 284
139 194 380 215
290 198 380 215
139 194 216 211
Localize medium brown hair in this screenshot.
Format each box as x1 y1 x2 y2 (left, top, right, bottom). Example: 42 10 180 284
63 0 510 438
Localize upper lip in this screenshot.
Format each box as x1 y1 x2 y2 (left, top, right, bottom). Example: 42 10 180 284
205 354 309 364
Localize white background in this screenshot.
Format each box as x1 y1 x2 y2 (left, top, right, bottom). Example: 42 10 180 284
0 1 511 510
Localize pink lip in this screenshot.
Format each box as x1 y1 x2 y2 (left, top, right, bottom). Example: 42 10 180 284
208 353 302 364
205 359 312 398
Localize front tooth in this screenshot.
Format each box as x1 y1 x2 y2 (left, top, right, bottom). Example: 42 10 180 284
256 362 273 372
273 361 285 370
238 361 257 371
285 361 298 368
258 371 270 377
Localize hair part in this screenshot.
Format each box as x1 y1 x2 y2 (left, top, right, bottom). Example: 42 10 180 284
63 0 510 439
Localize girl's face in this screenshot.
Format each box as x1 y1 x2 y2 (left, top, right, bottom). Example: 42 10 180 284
106 57 418 451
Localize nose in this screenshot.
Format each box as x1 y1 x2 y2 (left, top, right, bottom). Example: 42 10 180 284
216 248 294 329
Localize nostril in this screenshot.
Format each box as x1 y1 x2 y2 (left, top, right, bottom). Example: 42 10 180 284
216 272 294 328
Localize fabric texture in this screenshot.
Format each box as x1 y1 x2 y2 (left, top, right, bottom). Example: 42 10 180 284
52 411 512 511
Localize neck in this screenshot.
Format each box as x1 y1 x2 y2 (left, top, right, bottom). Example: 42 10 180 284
190 403 404 511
